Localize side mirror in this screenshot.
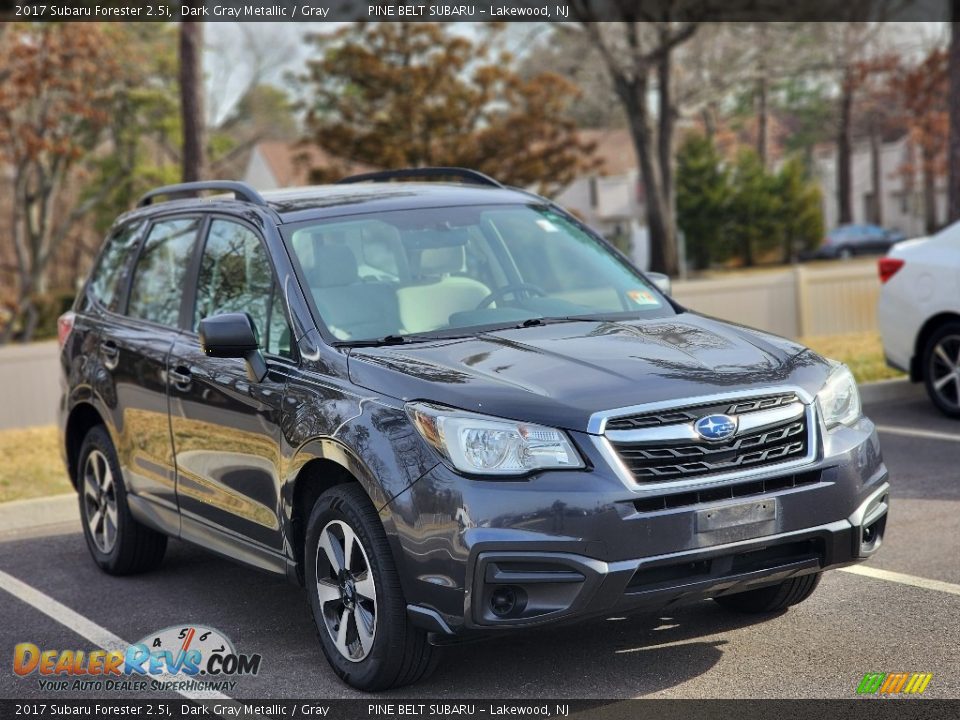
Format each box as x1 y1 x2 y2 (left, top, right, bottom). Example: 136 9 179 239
647 272 672 297
199 312 267 383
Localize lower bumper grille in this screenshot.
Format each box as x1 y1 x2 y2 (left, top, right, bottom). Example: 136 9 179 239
632 470 822 513
626 538 825 592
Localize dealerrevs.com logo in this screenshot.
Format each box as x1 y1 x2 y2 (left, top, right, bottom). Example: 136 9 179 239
13 624 261 693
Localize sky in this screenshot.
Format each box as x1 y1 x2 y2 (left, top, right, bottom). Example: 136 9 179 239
201 21 949 126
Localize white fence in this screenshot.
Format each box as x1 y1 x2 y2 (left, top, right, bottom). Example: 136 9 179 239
0 263 881 430
673 262 880 339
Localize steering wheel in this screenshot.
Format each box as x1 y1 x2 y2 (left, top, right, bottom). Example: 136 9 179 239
476 283 547 310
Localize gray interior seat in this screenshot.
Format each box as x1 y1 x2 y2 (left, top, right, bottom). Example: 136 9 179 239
304 244 400 340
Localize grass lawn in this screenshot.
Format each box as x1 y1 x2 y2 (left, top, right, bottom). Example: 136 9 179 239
0 425 72 503
801 331 905 384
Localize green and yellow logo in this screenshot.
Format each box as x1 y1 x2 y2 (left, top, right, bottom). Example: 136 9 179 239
857 672 933 695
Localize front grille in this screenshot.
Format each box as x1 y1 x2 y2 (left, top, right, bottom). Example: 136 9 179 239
607 395 810 483
605 392 797 431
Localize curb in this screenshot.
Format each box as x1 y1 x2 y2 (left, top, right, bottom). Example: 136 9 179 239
0 493 78 535
857 378 919 405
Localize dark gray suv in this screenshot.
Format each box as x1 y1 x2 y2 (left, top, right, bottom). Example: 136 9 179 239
58 170 889 690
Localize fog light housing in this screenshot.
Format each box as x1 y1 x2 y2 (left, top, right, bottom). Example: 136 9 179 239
490 586 525 617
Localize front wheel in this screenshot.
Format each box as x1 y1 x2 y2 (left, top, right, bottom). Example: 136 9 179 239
305 484 439 690
713 572 821 613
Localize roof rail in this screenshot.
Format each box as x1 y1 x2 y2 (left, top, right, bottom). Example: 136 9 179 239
336 167 503 188
137 181 267 208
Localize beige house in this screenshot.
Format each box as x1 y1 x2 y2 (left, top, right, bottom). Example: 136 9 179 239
813 135 947 239
554 129 650 270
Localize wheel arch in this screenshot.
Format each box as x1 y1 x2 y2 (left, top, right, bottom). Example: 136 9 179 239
285 437 399 585
65 402 107 488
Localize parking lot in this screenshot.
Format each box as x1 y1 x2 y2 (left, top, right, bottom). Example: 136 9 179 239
1 380 958 701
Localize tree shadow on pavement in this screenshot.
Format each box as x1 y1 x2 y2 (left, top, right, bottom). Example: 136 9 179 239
400 604 783 699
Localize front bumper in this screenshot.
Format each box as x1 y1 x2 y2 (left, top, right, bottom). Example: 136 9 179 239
386 415 888 636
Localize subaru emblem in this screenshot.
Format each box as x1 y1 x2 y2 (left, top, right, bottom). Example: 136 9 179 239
694 414 739 441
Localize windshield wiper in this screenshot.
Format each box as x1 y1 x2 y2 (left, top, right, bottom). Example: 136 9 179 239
335 334 419 348
508 316 615 329
335 332 470 348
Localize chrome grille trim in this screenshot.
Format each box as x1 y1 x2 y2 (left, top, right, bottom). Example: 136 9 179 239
589 386 819 493
586 385 815 435
605 402 805 445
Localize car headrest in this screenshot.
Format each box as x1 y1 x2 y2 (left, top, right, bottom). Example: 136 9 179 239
306 245 359 287
420 246 465 276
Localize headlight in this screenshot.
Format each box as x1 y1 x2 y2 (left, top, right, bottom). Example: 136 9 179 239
817 365 862 429
406 402 583 476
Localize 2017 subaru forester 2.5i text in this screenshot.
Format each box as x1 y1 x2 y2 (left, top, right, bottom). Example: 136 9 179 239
59 170 889 690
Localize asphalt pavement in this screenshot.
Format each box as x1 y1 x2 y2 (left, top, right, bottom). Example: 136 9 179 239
1 380 958 701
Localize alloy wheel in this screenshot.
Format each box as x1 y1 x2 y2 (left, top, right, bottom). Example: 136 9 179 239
315 519 377 662
83 449 118 554
930 335 960 411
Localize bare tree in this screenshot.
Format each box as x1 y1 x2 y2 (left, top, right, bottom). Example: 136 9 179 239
568 8 700 275
205 23 301 126
179 17 206 183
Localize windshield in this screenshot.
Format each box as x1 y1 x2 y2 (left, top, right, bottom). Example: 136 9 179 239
283 204 675 343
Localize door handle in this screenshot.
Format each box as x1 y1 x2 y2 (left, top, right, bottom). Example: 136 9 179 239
100 340 119 369
169 366 192 391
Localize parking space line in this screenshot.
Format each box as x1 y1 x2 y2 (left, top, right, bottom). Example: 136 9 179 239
0 569 233 702
840 565 960 597
875 425 960 442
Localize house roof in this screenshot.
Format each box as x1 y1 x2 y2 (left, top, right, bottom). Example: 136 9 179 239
253 140 372 187
576 129 636 177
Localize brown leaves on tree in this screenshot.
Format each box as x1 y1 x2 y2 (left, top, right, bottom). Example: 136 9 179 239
300 23 597 195
0 24 117 168
0 23 120 342
896 49 948 179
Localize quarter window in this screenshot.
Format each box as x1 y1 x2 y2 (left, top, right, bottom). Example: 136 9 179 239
88 221 143 312
194 220 293 358
127 218 199 327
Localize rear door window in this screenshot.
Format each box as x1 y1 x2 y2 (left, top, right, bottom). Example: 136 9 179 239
126 218 200 328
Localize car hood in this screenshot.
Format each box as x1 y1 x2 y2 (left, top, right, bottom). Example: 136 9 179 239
346 312 831 432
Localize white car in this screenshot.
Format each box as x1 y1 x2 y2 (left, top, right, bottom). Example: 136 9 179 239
878 223 960 417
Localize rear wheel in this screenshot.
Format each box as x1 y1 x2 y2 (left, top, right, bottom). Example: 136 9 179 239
713 572 821 613
305 484 439 690
78 426 167 575
923 323 960 418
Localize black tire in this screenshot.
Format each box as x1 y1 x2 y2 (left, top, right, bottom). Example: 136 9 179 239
305 484 439 691
713 572 821 614
77 426 167 575
922 322 960 418
837 246 853 260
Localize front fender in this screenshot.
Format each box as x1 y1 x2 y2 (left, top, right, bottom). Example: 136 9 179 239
281 396 440 589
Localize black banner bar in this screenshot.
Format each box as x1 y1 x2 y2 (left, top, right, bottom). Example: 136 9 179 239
0 0 955 23
0 699 955 720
